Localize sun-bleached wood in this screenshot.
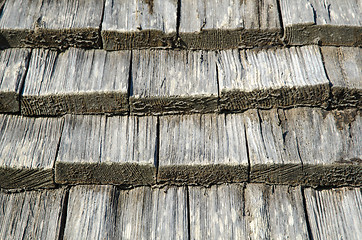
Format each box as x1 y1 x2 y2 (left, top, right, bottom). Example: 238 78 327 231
131 50 218 115
244 184 309 239
0 189 66 239
158 114 249 185
0 48 30 113
0 0 103 49
22 48 130 116
304 187 362 239
0 115 63 190
217 46 330 112
55 115 157 185
179 0 282 49
246 108 361 187
321 46 362 108
280 0 362 46
64 185 188 239
102 0 178 50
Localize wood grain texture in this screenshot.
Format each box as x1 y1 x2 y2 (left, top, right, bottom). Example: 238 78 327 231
0 115 63 190
280 0 362 46
158 114 249 185
102 0 178 50
55 115 157 185
21 48 130 116
244 184 309 239
130 50 218 115
0 48 30 112
321 46 362 108
217 46 330 112
246 108 362 187
304 187 362 240
0 0 103 49
0 188 66 240
64 185 188 240
179 0 282 49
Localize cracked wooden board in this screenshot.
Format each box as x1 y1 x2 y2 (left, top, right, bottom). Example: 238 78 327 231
0 188 66 239
179 0 282 49
246 108 361 187
0 115 63 190
21 48 130 116
217 46 330 112
321 46 361 109
0 48 30 113
102 0 178 50
158 114 249 185
280 0 362 46
304 187 362 239
130 50 218 115
55 115 157 185
0 0 103 49
64 185 188 239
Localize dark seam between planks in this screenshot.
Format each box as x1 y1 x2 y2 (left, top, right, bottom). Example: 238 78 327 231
52 117 65 186
275 0 285 43
185 185 191 240
98 0 107 49
127 50 133 113
57 187 70 240
301 187 314 240
155 116 160 182
243 122 251 182
17 49 33 114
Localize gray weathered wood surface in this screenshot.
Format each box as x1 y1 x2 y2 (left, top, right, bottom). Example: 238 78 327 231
179 0 282 49
0 188 66 240
158 114 249 185
0 115 63 189
64 185 188 239
55 115 157 185
0 0 103 49
304 187 362 240
102 0 178 50
280 0 362 46
130 50 218 115
22 48 130 116
246 108 362 187
0 48 30 113
321 46 361 108
217 46 330 112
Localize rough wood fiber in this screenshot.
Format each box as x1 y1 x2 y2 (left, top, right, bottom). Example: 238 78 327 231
102 0 178 50
0 48 30 112
179 0 282 49
55 115 157 185
246 108 362 187
0 0 103 49
158 114 249 185
321 46 361 108
0 189 66 240
131 50 218 115
280 0 362 46
244 184 309 239
22 48 130 116
0 115 63 190
217 46 330 112
304 187 362 240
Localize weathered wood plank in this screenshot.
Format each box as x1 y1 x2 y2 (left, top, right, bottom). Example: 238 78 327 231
304 187 362 239
130 50 218 115
244 184 309 239
0 48 30 112
0 115 63 190
280 0 362 46
102 0 178 50
158 114 249 185
179 0 282 49
21 48 130 116
0 188 66 239
0 0 103 49
246 108 362 187
55 115 157 185
217 46 330 112
321 46 361 108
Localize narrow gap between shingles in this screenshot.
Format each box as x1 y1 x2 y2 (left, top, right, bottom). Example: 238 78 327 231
98 0 107 49
215 60 221 110
275 0 285 40
127 51 133 115
185 185 191 240
243 122 251 182
52 117 65 186
155 116 160 183
176 0 182 36
57 187 70 240
317 46 333 109
18 49 33 114
301 187 314 240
